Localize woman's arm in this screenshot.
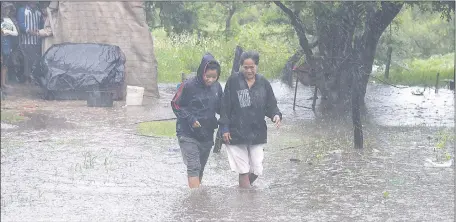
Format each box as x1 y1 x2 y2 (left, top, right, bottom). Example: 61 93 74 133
265 80 282 121
171 82 198 126
219 77 233 134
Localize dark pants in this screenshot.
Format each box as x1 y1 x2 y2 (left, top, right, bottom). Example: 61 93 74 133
20 44 41 80
178 136 213 179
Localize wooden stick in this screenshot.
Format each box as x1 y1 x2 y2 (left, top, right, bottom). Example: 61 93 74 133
293 73 299 111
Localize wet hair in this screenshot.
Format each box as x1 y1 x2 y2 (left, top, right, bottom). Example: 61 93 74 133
240 51 260 66
1 3 14 17
205 61 221 75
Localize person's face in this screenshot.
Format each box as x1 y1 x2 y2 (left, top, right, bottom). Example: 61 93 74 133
28 2 37 9
242 58 257 80
203 69 218 86
3 8 11 17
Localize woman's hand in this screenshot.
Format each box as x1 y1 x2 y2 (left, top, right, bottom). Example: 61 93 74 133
192 121 201 128
273 115 281 128
223 132 232 144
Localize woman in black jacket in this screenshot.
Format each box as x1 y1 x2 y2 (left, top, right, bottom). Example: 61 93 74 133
171 53 223 188
219 51 282 188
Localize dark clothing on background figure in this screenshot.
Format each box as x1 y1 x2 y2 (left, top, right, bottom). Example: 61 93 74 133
1 17 19 67
16 6 43 80
219 72 282 145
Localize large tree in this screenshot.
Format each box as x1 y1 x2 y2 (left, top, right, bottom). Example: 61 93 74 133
275 1 454 113
275 1 404 113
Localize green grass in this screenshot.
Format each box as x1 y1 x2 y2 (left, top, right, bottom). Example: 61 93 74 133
137 120 176 137
1 110 25 124
153 25 294 83
375 53 454 86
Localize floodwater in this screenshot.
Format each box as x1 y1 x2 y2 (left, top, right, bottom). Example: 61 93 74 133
1 82 454 221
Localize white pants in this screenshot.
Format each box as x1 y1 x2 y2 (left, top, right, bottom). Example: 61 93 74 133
225 144 264 175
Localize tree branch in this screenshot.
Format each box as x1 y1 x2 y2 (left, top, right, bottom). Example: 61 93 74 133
274 1 313 58
310 40 318 48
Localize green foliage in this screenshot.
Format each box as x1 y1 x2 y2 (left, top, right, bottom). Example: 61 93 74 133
376 6 455 64
373 4 455 86
145 2 198 35
374 53 454 86
154 24 295 83
147 2 454 86
0 110 25 123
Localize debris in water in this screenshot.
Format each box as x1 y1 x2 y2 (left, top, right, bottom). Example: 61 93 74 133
424 158 453 168
411 88 425 96
1 123 18 129
168 147 180 152
289 158 301 163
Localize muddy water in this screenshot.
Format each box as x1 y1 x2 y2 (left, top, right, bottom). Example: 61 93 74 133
1 82 454 221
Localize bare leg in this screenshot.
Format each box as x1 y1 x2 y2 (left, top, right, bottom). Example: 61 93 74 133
1 65 7 88
188 176 201 189
239 173 251 188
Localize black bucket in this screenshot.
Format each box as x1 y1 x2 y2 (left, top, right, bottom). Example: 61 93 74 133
87 91 114 107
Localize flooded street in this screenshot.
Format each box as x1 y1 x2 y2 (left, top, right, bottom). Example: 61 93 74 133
1 82 454 221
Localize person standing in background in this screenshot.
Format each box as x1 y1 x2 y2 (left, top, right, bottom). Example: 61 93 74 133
37 3 56 55
16 1 43 84
1 2 19 88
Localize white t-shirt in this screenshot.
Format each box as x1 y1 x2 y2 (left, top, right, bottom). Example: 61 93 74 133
1 18 18 36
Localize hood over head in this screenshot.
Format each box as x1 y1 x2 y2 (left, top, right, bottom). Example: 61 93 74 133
196 53 221 84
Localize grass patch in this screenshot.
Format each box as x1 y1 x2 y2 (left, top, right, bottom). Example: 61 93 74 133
137 120 176 137
375 53 454 86
153 25 294 83
1 110 25 124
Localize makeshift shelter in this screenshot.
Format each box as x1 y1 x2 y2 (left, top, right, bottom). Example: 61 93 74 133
47 1 159 98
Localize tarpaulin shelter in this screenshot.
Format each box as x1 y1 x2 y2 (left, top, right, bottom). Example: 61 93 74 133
46 1 159 98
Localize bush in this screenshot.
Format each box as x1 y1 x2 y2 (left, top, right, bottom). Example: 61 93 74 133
374 53 454 86
153 25 295 83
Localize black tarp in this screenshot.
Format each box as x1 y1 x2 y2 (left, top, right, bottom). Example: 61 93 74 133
34 43 126 100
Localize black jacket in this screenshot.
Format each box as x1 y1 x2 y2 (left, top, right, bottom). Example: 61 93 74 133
171 53 223 143
219 72 282 145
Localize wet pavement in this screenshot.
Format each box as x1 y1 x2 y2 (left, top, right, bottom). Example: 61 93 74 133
1 82 454 221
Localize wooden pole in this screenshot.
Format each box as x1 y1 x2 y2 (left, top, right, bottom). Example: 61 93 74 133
293 72 298 111
352 67 363 149
435 72 440 94
385 24 393 79
384 46 393 79
312 85 317 112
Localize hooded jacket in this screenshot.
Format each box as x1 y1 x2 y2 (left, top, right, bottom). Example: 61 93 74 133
219 72 282 145
171 53 223 143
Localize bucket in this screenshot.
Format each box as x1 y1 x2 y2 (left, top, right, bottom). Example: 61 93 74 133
87 91 113 107
126 85 144 106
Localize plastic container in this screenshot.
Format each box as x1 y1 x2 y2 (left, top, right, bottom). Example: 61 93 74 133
126 85 144 106
87 91 113 107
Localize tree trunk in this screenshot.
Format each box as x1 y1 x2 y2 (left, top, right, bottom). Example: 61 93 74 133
311 2 403 113
384 46 393 79
225 5 236 39
351 61 363 149
277 2 403 113
231 46 243 75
